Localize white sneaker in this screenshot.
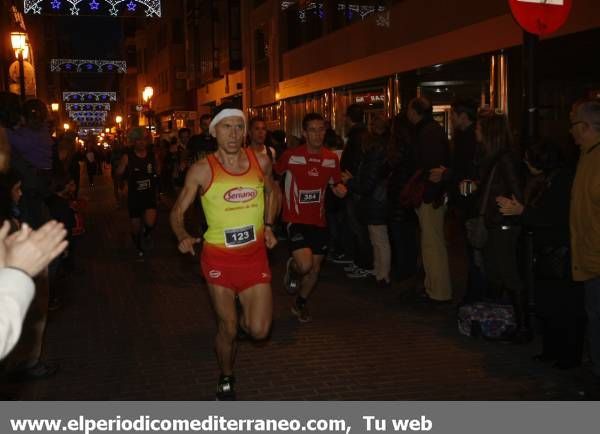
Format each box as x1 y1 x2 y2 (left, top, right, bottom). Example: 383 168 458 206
346 268 373 279
343 263 358 272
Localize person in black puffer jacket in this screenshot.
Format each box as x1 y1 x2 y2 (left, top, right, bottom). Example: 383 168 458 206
344 132 391 286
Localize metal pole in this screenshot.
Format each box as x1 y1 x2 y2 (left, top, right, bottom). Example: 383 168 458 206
17 51 26 102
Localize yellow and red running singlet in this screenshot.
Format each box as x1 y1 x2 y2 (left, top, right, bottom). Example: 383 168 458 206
201 148 265 262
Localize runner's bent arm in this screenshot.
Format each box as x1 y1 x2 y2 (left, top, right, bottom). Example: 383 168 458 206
256 153 280 249
170 160 211 253
256 153 280 225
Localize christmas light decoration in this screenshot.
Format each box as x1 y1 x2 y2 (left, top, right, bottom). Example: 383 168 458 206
24 0 161 17
63 91 117 102
66 102 111 111
68 110 108 122
51 59 127 73
78 127 104 136
280 2 386 23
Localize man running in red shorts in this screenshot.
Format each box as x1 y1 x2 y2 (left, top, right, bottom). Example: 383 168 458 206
170 108 280 400
274 113 347 322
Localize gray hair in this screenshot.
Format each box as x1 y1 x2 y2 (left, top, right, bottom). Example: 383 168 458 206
577 99 600 133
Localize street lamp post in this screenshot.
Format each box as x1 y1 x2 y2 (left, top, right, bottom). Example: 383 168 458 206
142 86 154 133
10 32 28 102
115 115 123 141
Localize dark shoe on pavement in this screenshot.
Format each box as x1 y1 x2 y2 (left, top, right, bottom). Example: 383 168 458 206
216 375 236 401
291 303 312 323
375 279 392 289
283 257 300 295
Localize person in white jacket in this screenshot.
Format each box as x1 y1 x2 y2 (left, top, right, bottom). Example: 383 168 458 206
0 220 68 359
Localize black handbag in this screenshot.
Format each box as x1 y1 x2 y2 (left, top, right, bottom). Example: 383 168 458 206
465 165 497 249
534 245 570 280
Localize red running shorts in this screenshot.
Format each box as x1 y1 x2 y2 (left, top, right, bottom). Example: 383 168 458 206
200 247 272 293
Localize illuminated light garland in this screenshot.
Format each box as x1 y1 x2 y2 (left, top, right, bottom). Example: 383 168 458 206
68 112 109 125
51 59 127 73
63 91 117 102
78 127 104 136
280 2 385 23
24 0 161 17
68 109 108 116
65 102 111 111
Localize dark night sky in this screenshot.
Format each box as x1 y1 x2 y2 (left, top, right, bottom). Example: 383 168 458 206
57 15 123 58
56 15 124 92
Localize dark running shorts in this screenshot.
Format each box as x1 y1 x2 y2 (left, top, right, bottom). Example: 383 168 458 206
287 223 328 256
128 194 157 218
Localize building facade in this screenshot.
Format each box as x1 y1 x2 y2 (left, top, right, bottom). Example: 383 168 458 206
193 0 600 142
135 0 190 135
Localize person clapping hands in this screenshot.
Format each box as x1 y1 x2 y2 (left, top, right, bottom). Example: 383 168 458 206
0 220 68 359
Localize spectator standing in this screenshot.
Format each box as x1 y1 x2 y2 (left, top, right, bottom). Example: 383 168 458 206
387 113 418 281
340 104 373 278
568 98 600 396
475 111 528 341
343 131 392 287
406 97 452 302
450 98 487 302
498 138 584 367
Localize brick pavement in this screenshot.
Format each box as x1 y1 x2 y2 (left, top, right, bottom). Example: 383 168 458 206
0 171 589 400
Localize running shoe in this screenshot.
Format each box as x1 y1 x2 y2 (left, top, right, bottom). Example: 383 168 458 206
343 263 358 273
291 303 312 323
216 375 236 401
330 253 353 264
346 268 374 279
283 257 300 295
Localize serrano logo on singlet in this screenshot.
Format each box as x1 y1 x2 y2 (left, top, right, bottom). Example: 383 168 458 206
223 187 257 203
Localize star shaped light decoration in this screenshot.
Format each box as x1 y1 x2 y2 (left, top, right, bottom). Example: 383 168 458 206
24 0 161 17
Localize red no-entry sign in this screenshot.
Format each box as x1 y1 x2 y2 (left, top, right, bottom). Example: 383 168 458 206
508 0 573 36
